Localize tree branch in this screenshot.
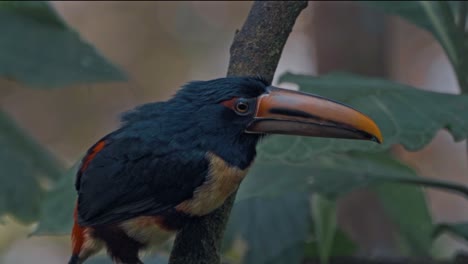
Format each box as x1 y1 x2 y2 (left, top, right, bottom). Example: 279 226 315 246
168 1 308 264
227 1 308 83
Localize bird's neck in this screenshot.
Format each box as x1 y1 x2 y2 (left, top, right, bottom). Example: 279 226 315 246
206 133 259 170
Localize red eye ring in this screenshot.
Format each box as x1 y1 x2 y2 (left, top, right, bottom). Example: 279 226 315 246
221 97 238 109
221 97 254 116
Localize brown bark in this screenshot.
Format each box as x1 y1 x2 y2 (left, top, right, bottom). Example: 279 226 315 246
168 1 308 264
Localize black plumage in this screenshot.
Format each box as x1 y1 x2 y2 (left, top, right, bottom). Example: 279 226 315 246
76 76 268 226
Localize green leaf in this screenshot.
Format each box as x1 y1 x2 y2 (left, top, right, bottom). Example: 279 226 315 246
362 1 468 92
243 147 468 209
434 222 468 242
0 110 64 223
304 229 358 258
241 149 438 256
311 194 337 264
0 1 66 27
34 164 77 235
276 72 468 155
374 183 433 255
0 1 126 88
239 151 422 200
225 193 311 264
264 244 304 264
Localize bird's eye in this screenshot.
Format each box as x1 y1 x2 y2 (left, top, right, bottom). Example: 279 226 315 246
235 100 249 115
221 97 255 115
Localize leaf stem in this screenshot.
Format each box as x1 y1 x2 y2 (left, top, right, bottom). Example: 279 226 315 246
388 176 468 200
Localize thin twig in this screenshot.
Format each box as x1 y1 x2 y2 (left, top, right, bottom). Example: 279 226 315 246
388 176 468 200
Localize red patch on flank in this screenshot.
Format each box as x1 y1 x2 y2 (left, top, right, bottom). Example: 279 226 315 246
80 140 106 173
72 203 85 255
220 97 238 109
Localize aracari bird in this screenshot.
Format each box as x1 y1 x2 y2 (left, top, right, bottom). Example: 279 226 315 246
69 76 382 264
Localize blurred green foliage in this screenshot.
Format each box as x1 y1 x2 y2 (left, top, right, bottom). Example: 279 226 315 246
0 111 63 223
434 222 468 244
225 193 311 264
1 1 468 264
0 1 124 226
311 194 337 264
0 1 126 88
364 1 468 93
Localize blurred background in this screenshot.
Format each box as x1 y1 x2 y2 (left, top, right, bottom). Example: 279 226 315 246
0 1 467 263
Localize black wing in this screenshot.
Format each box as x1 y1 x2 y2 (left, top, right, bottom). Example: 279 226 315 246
75 135 208 227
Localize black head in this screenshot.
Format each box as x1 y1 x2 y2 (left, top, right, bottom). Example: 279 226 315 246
120 77 269 168
170 77 270 168
120 76 382 169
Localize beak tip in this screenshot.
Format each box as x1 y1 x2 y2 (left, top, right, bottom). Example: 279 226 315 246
372 130 383 144
361 131 382 144
366 120 383 144
373 136 383 144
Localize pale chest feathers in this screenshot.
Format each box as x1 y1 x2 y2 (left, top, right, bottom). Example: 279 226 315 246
120 216 173 246
176 152 250 216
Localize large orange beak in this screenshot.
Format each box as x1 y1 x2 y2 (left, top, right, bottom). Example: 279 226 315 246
246 87 383 143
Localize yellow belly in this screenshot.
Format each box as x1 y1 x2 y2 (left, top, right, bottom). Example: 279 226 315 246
176 152 250 216
120 216 174 246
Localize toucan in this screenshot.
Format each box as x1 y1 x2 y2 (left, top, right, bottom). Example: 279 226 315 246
69 76 382 264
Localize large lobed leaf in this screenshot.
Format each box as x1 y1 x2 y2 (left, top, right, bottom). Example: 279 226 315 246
239 151 435 255
0 1 126 88
270 72 468 157
261 69 468 256
241 149 443 200
0 110 64 223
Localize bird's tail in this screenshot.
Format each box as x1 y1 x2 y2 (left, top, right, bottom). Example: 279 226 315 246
70 203 85 264
68 254 81 264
